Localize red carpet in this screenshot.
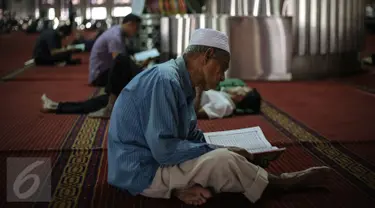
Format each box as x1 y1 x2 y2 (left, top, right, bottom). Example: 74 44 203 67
336 70 375 94
0 32 37 77
0 80 94 151
14 54 90 82
0 34 95 151
249 81 375 143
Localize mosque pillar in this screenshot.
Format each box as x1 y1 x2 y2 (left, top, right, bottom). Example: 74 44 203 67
161 0 366 80
286 0 366 79
0 0 6 11
204 0 367 80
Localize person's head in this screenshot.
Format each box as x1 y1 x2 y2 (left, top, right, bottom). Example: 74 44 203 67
224 86 253 104
225 87 262 114
183 28 231 90
57 25 71 38
121 13 142 37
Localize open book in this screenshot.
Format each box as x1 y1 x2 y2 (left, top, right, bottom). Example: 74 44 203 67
204 126 285 167
133 48 160 62
67 43 85 51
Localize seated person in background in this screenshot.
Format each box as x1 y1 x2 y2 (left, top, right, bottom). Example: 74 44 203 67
194 84 261 119
107 28 331 206
89 13 141 87
32 25 82 66
71 28 105 52
40 53 151 118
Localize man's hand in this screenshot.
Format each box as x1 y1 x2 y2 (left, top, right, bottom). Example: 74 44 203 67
227 147 254 161
227 147 269 167
139 58 153 68
194 86 203 112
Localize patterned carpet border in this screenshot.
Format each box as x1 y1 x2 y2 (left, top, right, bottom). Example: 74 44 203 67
261 101 375 169
260 101 375 199
56 88 104 150
47 88 108 207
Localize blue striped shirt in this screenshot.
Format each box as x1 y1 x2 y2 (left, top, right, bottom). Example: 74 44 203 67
107 57 215 195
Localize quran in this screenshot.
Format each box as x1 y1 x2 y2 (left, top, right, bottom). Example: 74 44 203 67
133 48 160 62
204 126 285 167
67 43 85 51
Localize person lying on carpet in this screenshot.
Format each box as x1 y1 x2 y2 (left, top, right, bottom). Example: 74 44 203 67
40 52 151 117
107 28 332 206
194 79 262 119
71 28 105 52
32 25 82 66
89 13 141 87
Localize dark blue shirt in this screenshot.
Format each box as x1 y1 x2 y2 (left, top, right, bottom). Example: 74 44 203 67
33 29 62 58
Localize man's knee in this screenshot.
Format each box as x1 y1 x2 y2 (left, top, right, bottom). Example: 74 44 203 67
200 148 238 168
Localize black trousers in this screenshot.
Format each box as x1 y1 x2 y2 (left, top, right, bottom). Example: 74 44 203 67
34 52 73 66
55 54 142 114
91 70 109 87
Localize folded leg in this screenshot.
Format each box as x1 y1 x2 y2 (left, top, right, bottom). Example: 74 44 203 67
41 94 109 114
142 148 331 205
141 149 269 204
88 54 142 118
35 51 76 66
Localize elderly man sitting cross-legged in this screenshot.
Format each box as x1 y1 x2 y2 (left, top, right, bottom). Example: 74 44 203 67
107 28 331 206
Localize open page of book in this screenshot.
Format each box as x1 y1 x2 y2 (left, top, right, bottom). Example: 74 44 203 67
131 0 146 15
67 44 85 51
133 48 160 62
204 126 278 153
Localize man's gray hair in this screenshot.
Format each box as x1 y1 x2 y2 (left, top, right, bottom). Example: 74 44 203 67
183 45 229 57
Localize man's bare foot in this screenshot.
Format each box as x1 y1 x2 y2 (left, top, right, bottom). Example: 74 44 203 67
270 166 332 189
41 94 58 113
174 185 212 206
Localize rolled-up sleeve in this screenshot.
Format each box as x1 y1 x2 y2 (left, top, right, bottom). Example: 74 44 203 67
144 79 214 166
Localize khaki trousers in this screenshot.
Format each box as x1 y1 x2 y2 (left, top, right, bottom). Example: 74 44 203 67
141 148 269 203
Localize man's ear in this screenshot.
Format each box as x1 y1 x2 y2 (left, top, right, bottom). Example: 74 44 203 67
203 48 214 63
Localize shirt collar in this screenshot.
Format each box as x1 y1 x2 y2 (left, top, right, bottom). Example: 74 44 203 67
174 56 195 101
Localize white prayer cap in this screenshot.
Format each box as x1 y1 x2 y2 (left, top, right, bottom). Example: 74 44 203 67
188 28 230 54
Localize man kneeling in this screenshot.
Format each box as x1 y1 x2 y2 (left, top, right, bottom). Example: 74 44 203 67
32 25 82 66
107 28 331 205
